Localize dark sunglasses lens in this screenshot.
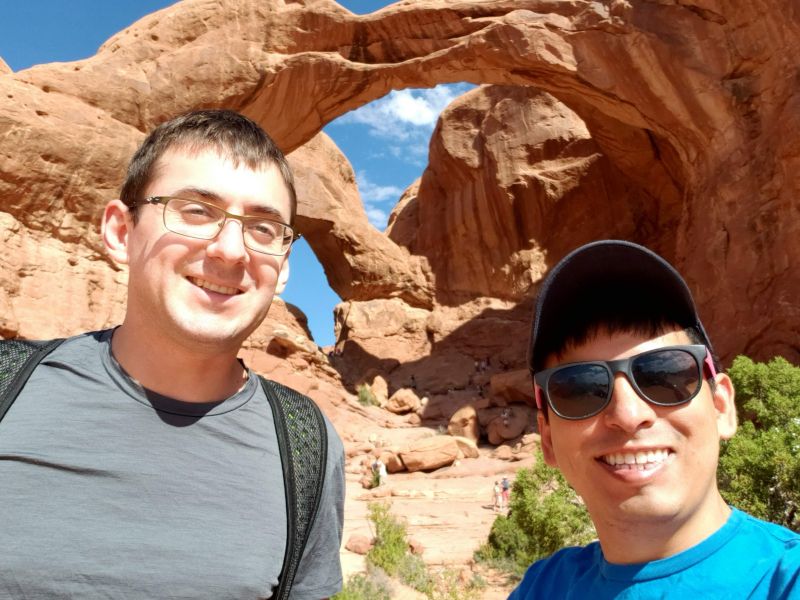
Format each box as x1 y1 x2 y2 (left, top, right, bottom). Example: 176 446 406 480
548 364 610 418
632 349 700 405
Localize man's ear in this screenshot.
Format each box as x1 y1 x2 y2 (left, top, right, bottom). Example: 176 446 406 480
538 410 559 468
712 373 737 440
274 249 291 295
102 200 132 265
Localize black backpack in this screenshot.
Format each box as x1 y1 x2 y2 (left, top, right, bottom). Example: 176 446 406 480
0 338 327 600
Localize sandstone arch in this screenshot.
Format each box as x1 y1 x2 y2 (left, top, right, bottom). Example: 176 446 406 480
1 0 798 366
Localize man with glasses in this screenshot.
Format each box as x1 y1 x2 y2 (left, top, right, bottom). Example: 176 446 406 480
0 110 344 598
510 240 799 599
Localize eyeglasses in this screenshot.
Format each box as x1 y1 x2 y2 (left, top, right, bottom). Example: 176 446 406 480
137 196 296 256
533 345 716 420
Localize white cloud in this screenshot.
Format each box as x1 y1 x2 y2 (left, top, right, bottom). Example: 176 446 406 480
338 84 474 144
356 170 402 229
365 206 389 228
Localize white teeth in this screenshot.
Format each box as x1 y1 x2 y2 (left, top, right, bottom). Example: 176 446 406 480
602 449 670 467
190 277 239 295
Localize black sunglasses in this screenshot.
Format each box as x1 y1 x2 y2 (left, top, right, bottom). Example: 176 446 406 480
533 345 716 420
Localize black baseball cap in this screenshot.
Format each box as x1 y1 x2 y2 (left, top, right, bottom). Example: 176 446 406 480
528 240 717 374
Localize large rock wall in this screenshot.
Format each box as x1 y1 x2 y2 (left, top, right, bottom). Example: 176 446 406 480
0 0 797 379
386 85 653 303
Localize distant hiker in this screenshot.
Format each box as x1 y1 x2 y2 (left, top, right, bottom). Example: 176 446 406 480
501 476 511 507
493 481 503 512
0 110 345 599
372 457 388 487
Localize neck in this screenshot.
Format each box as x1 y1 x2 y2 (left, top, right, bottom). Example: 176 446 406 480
111 322 247 403
593 494 731 564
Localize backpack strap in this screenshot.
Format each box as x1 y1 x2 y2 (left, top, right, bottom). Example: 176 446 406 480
0 338 66 422
259 377 328 600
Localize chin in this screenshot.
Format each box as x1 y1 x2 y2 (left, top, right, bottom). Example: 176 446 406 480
613 495 683 522
171 316 255 350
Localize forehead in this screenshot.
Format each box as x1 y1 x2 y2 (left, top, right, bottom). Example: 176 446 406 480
547 327 692 368
147 146 292 220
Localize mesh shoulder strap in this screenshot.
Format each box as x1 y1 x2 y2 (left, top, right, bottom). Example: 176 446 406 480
0 339 65 422
259 377 328 600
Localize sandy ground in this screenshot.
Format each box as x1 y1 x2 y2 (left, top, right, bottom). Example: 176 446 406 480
339 454 535 598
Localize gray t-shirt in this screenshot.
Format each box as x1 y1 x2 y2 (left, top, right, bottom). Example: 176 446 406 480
0 330 344 599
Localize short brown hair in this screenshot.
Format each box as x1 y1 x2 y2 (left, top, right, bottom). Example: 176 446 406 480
120 109 296 224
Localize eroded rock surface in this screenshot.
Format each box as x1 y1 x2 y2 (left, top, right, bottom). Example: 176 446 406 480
0 0 797 368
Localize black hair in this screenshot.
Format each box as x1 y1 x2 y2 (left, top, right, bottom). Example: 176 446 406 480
532 278 700 372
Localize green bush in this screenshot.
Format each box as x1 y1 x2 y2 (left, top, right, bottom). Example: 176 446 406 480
718 355 800 532
429 568 486 600
332 573 391 600
357 384 380 407
366 502 411 576
341 502 485 600
476 453 595 575
365 502 437 594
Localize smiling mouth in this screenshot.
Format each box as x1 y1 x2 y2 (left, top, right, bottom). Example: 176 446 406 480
187 276 242 296
600 449 672 471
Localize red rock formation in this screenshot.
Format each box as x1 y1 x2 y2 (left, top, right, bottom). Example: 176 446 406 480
387 85 648 303
399 436 460 472
0 0 797 392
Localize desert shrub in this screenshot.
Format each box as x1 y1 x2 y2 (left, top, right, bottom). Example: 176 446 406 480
718 355 800 532
397 554 435 596
366 502 410 575
428 568 486 600
332 573 391 600
369 467 381 489
365 502 436 594
363 501 487 598
357 383 380 407
476 453 595 575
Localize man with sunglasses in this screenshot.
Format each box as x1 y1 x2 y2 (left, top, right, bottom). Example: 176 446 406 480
510 240 799 599
0 110 345 598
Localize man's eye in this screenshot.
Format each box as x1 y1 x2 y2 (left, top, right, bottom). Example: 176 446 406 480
181 203 214 216
253 222 277 235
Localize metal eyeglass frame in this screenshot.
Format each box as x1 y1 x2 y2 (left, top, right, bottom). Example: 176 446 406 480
138 195 298 256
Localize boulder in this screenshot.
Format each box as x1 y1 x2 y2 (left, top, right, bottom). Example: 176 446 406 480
345 441 375 459
408 538 425 556
491 445 513 461
451 435 480 459
379 451 406 474
370 375 389 407
486 405 535 446
490 369 535 406
345 534 373 555
447 403 480 443
399 436 460 472
386 388 422 415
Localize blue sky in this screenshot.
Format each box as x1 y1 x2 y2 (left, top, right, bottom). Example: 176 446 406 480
0 1 472 347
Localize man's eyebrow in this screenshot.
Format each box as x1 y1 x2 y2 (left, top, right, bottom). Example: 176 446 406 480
171 187 287 222
245 204 287 221
171 187 223 202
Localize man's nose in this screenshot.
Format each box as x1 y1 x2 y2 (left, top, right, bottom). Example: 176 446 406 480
206 219 248 263
602 374 657 432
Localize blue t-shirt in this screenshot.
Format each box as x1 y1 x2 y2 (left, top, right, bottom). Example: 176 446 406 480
509 509 800 599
